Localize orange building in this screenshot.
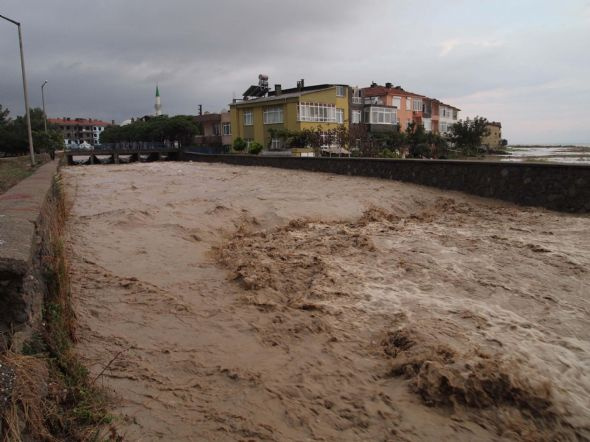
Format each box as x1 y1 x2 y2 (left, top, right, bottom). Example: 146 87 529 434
361 83 460 134
362 83 425 131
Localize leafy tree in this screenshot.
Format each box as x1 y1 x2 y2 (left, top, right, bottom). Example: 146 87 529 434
232 137 247 152
0 105 63 154
448 116 489 156
248 141 263 155
100 115 199 146
0 105 10 126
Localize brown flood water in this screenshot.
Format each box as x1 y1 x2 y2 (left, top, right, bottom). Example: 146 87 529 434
62 162 590 441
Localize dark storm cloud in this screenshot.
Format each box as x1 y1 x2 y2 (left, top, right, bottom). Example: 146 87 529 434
1 0 589 143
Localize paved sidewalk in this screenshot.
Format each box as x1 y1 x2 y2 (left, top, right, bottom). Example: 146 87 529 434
0 160 59 273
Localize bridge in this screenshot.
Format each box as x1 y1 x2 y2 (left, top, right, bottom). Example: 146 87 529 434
65 142 181 165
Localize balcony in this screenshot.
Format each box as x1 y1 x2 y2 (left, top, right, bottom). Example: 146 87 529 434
352 97 362 104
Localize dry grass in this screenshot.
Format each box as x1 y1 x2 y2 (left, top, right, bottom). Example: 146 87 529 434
0 352 52 441
1 174 117 441
0 154 49 194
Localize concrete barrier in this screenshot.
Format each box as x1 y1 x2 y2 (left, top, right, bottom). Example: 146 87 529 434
183 153 590 213
0 160 58 349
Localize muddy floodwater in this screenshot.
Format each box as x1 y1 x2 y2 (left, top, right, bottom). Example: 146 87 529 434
62 162 590 441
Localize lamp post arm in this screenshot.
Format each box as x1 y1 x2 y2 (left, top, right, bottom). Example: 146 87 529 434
1 13 35 165
0 13 20 25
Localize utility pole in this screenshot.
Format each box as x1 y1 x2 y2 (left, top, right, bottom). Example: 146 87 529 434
0 13 35 165
41 80 48 133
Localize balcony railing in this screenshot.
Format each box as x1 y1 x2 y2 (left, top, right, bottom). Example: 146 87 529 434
352 97 362 104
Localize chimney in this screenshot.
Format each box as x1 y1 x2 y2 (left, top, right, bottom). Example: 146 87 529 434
297 79 305 91
370 82 378 88
275 84 282 95
111 120 115 125
385 82 392 88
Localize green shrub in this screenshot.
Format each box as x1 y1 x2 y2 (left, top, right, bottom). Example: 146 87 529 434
233 137 247 152
248 142 263 155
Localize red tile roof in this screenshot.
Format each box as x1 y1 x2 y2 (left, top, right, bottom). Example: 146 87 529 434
48 118 112 126
362 85 425 98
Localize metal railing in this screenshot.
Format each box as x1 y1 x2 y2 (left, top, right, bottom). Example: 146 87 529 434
65 141 180 153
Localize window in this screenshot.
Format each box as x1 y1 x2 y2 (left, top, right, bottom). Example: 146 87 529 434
453 109 458 120
336 108 344 124
352 88 361 104
213 124 221 136
364 107 397 125
352 110 361 124
243 110 253 126
336 85 346 97
413 99 422 112
392 96 401 108
441 122 448 132
222 122 231 135
406 98 411 111
297 103 336 122
270 138 282 150
263 106 283 124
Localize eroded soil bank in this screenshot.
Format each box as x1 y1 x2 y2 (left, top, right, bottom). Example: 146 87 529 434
62 162 590 441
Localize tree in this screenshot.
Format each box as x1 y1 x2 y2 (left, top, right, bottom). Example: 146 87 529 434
248 141 263 155
0 105 10 126
448 116 489 156
100 115 200 145
232 137 247 152
0 105 63 155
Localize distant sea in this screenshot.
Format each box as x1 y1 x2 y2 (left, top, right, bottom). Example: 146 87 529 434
487 145 590 164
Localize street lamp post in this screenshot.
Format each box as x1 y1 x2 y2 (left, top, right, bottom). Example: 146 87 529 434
0 13 35 166
41 80 48 133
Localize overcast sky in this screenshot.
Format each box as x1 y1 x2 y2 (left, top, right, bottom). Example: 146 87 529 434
1 0 589 144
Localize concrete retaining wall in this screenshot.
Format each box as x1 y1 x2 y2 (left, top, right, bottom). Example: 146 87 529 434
0 160 58 349
183 153 590 213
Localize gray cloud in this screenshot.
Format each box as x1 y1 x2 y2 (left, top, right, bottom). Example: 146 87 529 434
1 0 589 143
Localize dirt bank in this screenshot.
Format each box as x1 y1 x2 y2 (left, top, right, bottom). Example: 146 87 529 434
62 162 590 441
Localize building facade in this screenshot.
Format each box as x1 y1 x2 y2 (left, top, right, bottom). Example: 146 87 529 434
438 102 460 135
230 81 351 151
481 122 502 149
361 84 460 135
48 117 112 146
361 83 426 132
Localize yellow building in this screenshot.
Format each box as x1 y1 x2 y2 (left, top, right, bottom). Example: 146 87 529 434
229 83 350 151
481 121 503 150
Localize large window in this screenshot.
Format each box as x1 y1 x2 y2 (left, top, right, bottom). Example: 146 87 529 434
336 85 346 97
222 122 231 135
413 98 422 112
243 110 253 126
392 96 401 108
297 103 336 122
263 106 283 124
352 110 361 124
336 108 344 124
270 138 283 150
364 107 397 125
352 88 362 104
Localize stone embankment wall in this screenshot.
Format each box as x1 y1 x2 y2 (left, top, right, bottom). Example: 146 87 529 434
183 154 590 213
0 161 58 350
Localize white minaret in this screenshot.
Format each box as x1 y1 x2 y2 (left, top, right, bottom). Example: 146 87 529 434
155 85 162 116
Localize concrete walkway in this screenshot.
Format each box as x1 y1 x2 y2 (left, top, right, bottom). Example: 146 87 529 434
0 160 59 274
